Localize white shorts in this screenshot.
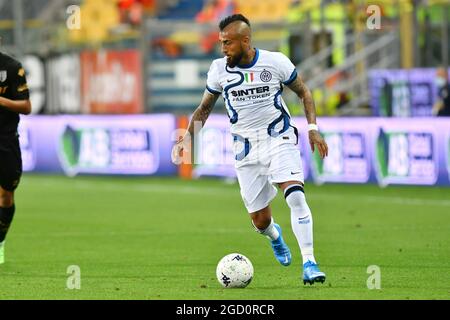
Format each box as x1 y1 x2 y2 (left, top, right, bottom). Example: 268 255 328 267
235 143 304 213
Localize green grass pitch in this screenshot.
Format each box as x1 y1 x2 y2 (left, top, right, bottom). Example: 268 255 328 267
0 174 449 300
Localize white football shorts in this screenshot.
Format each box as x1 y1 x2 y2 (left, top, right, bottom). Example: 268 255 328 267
235 142 304 213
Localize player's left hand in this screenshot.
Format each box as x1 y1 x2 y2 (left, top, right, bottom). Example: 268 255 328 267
309 130 328 159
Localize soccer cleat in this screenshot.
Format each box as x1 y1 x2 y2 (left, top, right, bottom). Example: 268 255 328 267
302 260 326 285
0 242 4 265
270 224 291 266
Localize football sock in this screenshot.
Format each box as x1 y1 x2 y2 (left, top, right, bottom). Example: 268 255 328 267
0 205 15 243
284 185 316 265
252 217 280 241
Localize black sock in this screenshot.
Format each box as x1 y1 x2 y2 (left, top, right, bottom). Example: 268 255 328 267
0 204 15 243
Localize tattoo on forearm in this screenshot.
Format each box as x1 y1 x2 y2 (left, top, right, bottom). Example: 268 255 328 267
187 91 219 136
288 77 317 124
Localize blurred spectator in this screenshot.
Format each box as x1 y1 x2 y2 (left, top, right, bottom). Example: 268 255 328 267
152 38 183 58
196 0 236 53
432 67 450 116
326 70 350 113
118 0 156 26
196 0 235 23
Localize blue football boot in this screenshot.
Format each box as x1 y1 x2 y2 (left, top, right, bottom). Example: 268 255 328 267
270 224 291 266
303 260 326 285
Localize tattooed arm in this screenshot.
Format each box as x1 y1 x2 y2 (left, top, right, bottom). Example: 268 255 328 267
185 90 220 137
172 90 220 163
287 75 328 158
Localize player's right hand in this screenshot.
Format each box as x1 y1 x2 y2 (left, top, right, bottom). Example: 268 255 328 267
171 138 186 165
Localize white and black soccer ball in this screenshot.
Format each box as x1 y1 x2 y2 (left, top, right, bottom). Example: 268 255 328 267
216 253 254 288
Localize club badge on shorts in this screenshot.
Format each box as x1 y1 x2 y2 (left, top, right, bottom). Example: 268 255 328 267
0 71 7 82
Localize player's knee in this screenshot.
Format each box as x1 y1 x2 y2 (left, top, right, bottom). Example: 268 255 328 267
0 190 14 207
284 185 310 215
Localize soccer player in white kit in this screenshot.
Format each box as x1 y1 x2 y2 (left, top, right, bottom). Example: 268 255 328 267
172 14 329 285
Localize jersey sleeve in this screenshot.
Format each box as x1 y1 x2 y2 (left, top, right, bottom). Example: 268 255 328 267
275 52 298 85
206 61 222 94
9 63 30 100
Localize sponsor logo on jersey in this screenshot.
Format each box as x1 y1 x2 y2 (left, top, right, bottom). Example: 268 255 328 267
230 86 269 97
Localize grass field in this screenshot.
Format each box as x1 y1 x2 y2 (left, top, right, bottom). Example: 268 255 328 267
0 174 449 300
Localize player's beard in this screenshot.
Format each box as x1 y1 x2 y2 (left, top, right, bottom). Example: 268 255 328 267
226 50 244 68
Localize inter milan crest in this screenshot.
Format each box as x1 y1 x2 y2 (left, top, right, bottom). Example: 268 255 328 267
0 71 7 82
260 69 272 82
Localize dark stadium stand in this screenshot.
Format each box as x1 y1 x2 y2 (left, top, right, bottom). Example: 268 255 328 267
157 0 204 20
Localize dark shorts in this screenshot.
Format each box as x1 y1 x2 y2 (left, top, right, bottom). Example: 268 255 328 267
0 134 22 191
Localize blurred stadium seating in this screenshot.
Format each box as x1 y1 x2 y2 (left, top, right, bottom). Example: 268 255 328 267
1 0 448 116
235 0 292 22
158 0 204 20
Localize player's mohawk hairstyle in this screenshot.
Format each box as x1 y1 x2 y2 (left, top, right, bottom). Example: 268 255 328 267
219 14 251 31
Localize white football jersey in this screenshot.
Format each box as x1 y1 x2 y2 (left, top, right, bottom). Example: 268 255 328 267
206 48 298 143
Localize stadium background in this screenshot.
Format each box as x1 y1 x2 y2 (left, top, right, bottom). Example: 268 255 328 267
0 0 449 300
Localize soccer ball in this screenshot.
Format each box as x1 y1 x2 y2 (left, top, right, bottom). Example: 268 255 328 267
216 253 254 288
